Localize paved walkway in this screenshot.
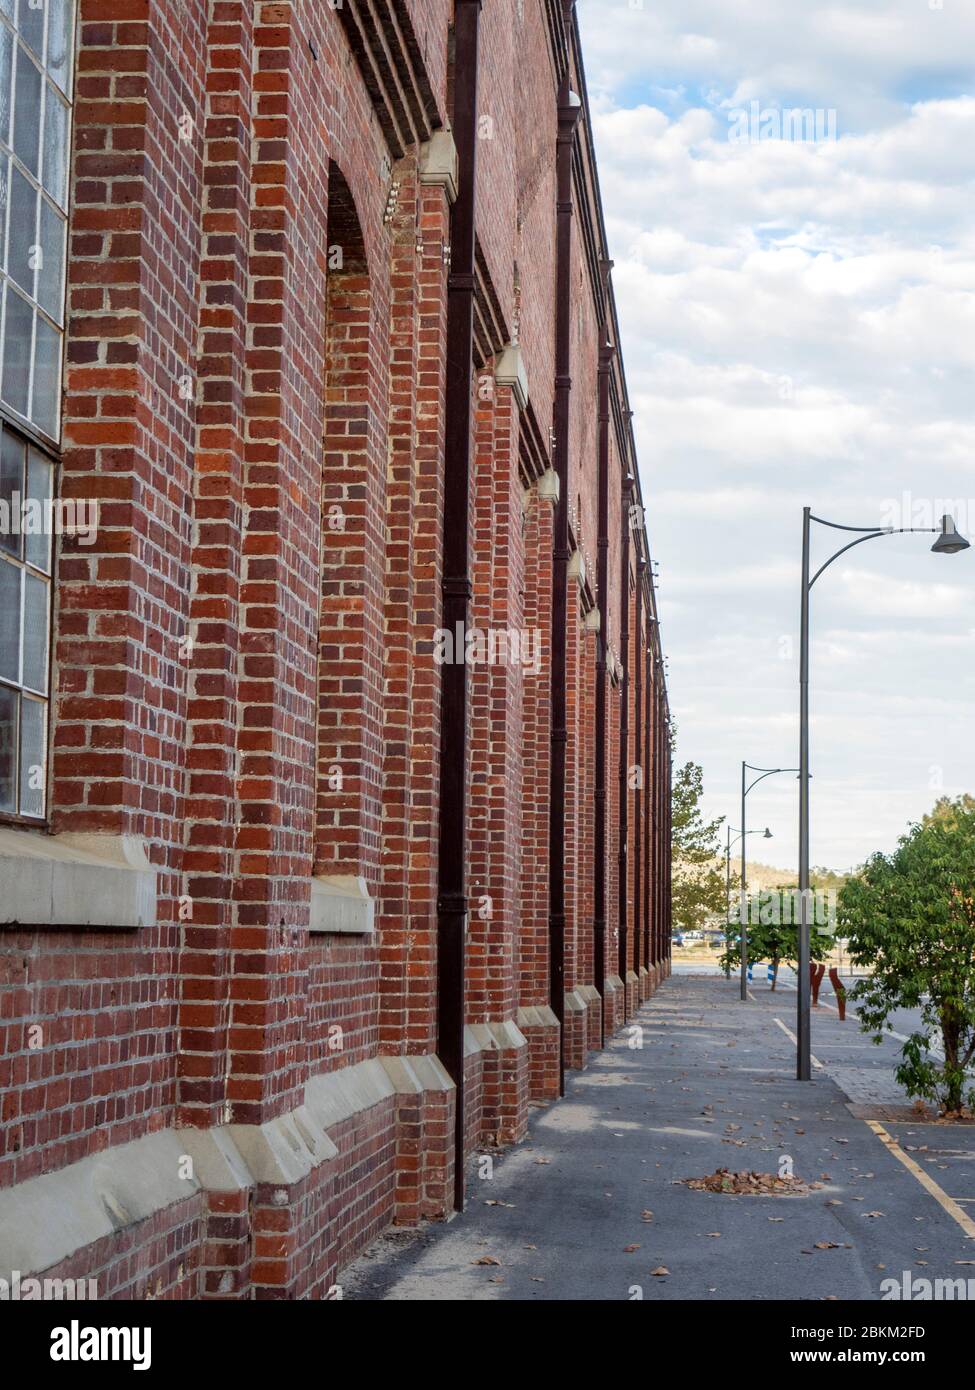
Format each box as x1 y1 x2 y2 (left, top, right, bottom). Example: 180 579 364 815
343 975 975 1300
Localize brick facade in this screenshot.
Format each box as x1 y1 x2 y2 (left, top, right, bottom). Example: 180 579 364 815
0 0 671 1299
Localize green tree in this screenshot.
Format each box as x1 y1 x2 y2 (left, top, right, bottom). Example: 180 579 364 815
839 795 975 1115
671 759 726 935
719 892 832 987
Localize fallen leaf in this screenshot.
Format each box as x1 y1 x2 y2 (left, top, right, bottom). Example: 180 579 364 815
641 1210 654 1222
650 1266 670 1277
474 1256 502 1266
683 1167 813 1196
623 1244 640 1253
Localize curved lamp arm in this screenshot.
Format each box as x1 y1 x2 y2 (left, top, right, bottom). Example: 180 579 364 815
807 519 937 591
744 763 800 798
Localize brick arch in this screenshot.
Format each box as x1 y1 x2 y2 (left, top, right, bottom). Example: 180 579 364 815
324 161 368 275
315 161 384 887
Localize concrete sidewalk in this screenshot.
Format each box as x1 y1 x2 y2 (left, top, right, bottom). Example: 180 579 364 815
342 975 975 1301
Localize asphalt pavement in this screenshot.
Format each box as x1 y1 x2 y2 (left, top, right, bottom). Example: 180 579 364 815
342 973 975 1300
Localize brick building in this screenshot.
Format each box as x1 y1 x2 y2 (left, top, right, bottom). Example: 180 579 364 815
0 0 671 1299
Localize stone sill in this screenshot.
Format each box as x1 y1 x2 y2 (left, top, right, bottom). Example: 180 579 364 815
0 829 157 930
310 875 375 935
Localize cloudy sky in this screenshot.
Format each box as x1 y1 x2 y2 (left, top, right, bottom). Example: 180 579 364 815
577 0 975 872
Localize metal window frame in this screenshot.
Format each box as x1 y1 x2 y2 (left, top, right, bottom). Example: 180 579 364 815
0 0 76 825
0 0 74 445
0 417 54 823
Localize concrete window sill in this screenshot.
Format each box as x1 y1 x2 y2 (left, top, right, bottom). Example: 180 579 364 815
310 875 375 935
0 829 157 930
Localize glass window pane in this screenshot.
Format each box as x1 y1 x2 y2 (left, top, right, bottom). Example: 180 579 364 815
13 41 41 177
22 568 45 689
42 82 66 207
0 425 24 558
16 0 43 59
24 445 50 570
0 554 21 682
37 197 63 320
0 156 8 270
19 691 43 815
8 159 38 295
31 308 58 435
47 0 71 95
0 682 15 812
1 283 32 416
0 23 13 148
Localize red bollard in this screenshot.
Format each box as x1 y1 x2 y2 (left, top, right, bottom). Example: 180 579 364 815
828 968 847 1021
810 962 825 1006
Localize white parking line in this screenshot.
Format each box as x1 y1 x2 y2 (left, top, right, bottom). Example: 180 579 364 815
772 1016 825 1071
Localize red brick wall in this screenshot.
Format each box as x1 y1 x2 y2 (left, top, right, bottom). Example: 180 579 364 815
518 483 553 1010
0 0 669 1297
468 378 524 1027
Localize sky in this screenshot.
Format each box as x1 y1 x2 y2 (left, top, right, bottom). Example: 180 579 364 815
576 0 975 873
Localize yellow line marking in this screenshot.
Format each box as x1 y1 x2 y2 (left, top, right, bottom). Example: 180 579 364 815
866 1120 975 1239
772 1015 825 1070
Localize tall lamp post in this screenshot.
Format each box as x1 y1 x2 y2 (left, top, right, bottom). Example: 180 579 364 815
796 510 969 1080
740 763 800 1000
725 825 772 978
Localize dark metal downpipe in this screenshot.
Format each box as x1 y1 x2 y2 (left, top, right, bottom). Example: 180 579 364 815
593 319 613 1046
643 632 652 973
617 469 633 1001
633 559 644 985
548 75 582 1096
436 0 483 1213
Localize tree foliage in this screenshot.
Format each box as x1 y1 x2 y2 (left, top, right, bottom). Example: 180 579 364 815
839 795 975 1114
719 901 832 988
671 759 726 933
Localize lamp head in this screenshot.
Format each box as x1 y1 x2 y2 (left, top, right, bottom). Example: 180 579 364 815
932 514 970 555
763 827 773 839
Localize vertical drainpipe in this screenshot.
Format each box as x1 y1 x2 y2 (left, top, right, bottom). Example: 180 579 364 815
617 466 633 1003
436 0 482 1214
666 710 673 966
660 688 668 968
633 558 644 987
549 70 582 1096
643 626 652 974
652 676 661 972
593 313 613 1046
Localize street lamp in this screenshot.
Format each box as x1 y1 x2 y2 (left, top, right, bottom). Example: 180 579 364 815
739 764 799 1001
725 824 772 979
796 510 969 1080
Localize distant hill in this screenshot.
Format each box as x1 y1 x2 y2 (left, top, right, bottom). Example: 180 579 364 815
714 858 851 892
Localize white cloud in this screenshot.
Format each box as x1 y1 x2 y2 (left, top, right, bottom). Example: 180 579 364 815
577 1 975 869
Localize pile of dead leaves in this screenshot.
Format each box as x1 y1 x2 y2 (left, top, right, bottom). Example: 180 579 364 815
683 1167 820 1196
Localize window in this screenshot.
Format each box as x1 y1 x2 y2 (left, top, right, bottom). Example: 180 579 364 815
0 0 74 440
0 0 75 820
0 420 51 815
